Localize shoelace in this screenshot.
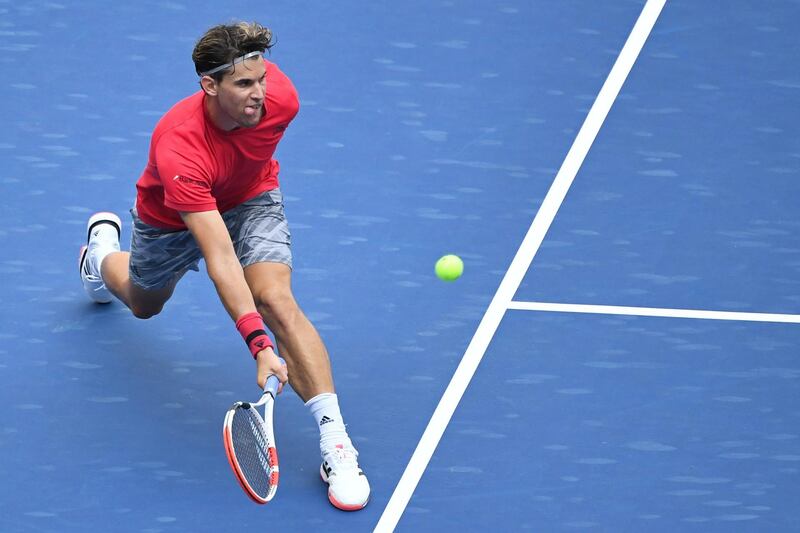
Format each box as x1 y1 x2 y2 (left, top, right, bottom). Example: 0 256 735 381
324 444 359 472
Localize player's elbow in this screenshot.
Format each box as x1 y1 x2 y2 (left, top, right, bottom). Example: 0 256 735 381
206 255 241 286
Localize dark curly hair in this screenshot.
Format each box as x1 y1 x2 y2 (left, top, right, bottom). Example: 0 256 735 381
192 21 275 80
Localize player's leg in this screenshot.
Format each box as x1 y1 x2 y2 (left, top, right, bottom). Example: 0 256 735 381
243 261 370 511
228 189 369 510
100 251 179 318
242 262 333 399
79 210 200 318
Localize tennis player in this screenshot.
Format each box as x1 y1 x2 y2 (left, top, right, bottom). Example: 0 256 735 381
78 21 369 511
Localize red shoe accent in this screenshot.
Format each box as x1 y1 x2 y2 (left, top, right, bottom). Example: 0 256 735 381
328 490 369 512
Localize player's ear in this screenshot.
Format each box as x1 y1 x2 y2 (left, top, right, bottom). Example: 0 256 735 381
200 75 219 96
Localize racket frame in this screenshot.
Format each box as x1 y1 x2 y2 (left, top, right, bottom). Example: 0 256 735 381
223 370 281 504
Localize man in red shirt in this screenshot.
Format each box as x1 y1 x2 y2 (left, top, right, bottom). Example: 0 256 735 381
78 21 369 511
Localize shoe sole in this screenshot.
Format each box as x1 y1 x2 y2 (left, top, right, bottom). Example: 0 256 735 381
87 211 122 241
320 465 369 511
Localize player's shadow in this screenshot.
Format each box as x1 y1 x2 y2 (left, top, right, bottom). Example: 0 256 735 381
67 299 320 503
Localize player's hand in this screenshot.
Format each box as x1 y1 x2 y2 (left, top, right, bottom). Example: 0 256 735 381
256 347 288 393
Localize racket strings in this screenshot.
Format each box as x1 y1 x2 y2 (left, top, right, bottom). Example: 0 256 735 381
230 408 276 498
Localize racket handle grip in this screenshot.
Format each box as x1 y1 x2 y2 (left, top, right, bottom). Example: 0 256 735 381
264 357 286 397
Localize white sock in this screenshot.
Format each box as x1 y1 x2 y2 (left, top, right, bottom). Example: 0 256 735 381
305 392 350 449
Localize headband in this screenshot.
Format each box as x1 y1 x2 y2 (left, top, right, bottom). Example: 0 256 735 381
199 50 263 77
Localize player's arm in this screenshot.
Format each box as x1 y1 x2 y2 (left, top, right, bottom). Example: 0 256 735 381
180 209 287 388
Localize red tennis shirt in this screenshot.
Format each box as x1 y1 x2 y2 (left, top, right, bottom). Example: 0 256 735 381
135 60 300 229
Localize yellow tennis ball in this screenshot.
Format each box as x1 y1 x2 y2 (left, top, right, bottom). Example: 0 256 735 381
435 254 463 281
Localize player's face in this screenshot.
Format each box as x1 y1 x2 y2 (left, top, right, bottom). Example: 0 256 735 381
217 58 267 129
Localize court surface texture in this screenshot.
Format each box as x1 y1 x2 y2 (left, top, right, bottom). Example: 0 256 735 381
1 1 798 531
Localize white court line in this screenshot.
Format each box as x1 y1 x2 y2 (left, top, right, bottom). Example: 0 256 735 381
508 301 800 324
374 1 668 531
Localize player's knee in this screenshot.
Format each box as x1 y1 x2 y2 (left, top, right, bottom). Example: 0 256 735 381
254 290 298 331
130 302 164 320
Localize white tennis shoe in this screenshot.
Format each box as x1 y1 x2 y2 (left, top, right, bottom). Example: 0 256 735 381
79 212 121 304
320 442 370 511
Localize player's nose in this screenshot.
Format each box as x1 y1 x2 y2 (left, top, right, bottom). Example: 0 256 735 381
251 81 265 101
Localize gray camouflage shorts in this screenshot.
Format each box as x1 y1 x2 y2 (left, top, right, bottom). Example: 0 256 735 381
129 188 292 291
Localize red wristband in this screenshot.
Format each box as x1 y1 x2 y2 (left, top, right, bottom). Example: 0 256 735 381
235 312 274 359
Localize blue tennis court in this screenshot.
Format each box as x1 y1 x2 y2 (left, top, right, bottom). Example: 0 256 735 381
1 1 798 531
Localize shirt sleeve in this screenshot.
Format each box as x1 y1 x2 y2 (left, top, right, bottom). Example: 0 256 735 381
155 134 217 213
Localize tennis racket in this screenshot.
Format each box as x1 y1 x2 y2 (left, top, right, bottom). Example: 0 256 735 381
223 360 284 504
